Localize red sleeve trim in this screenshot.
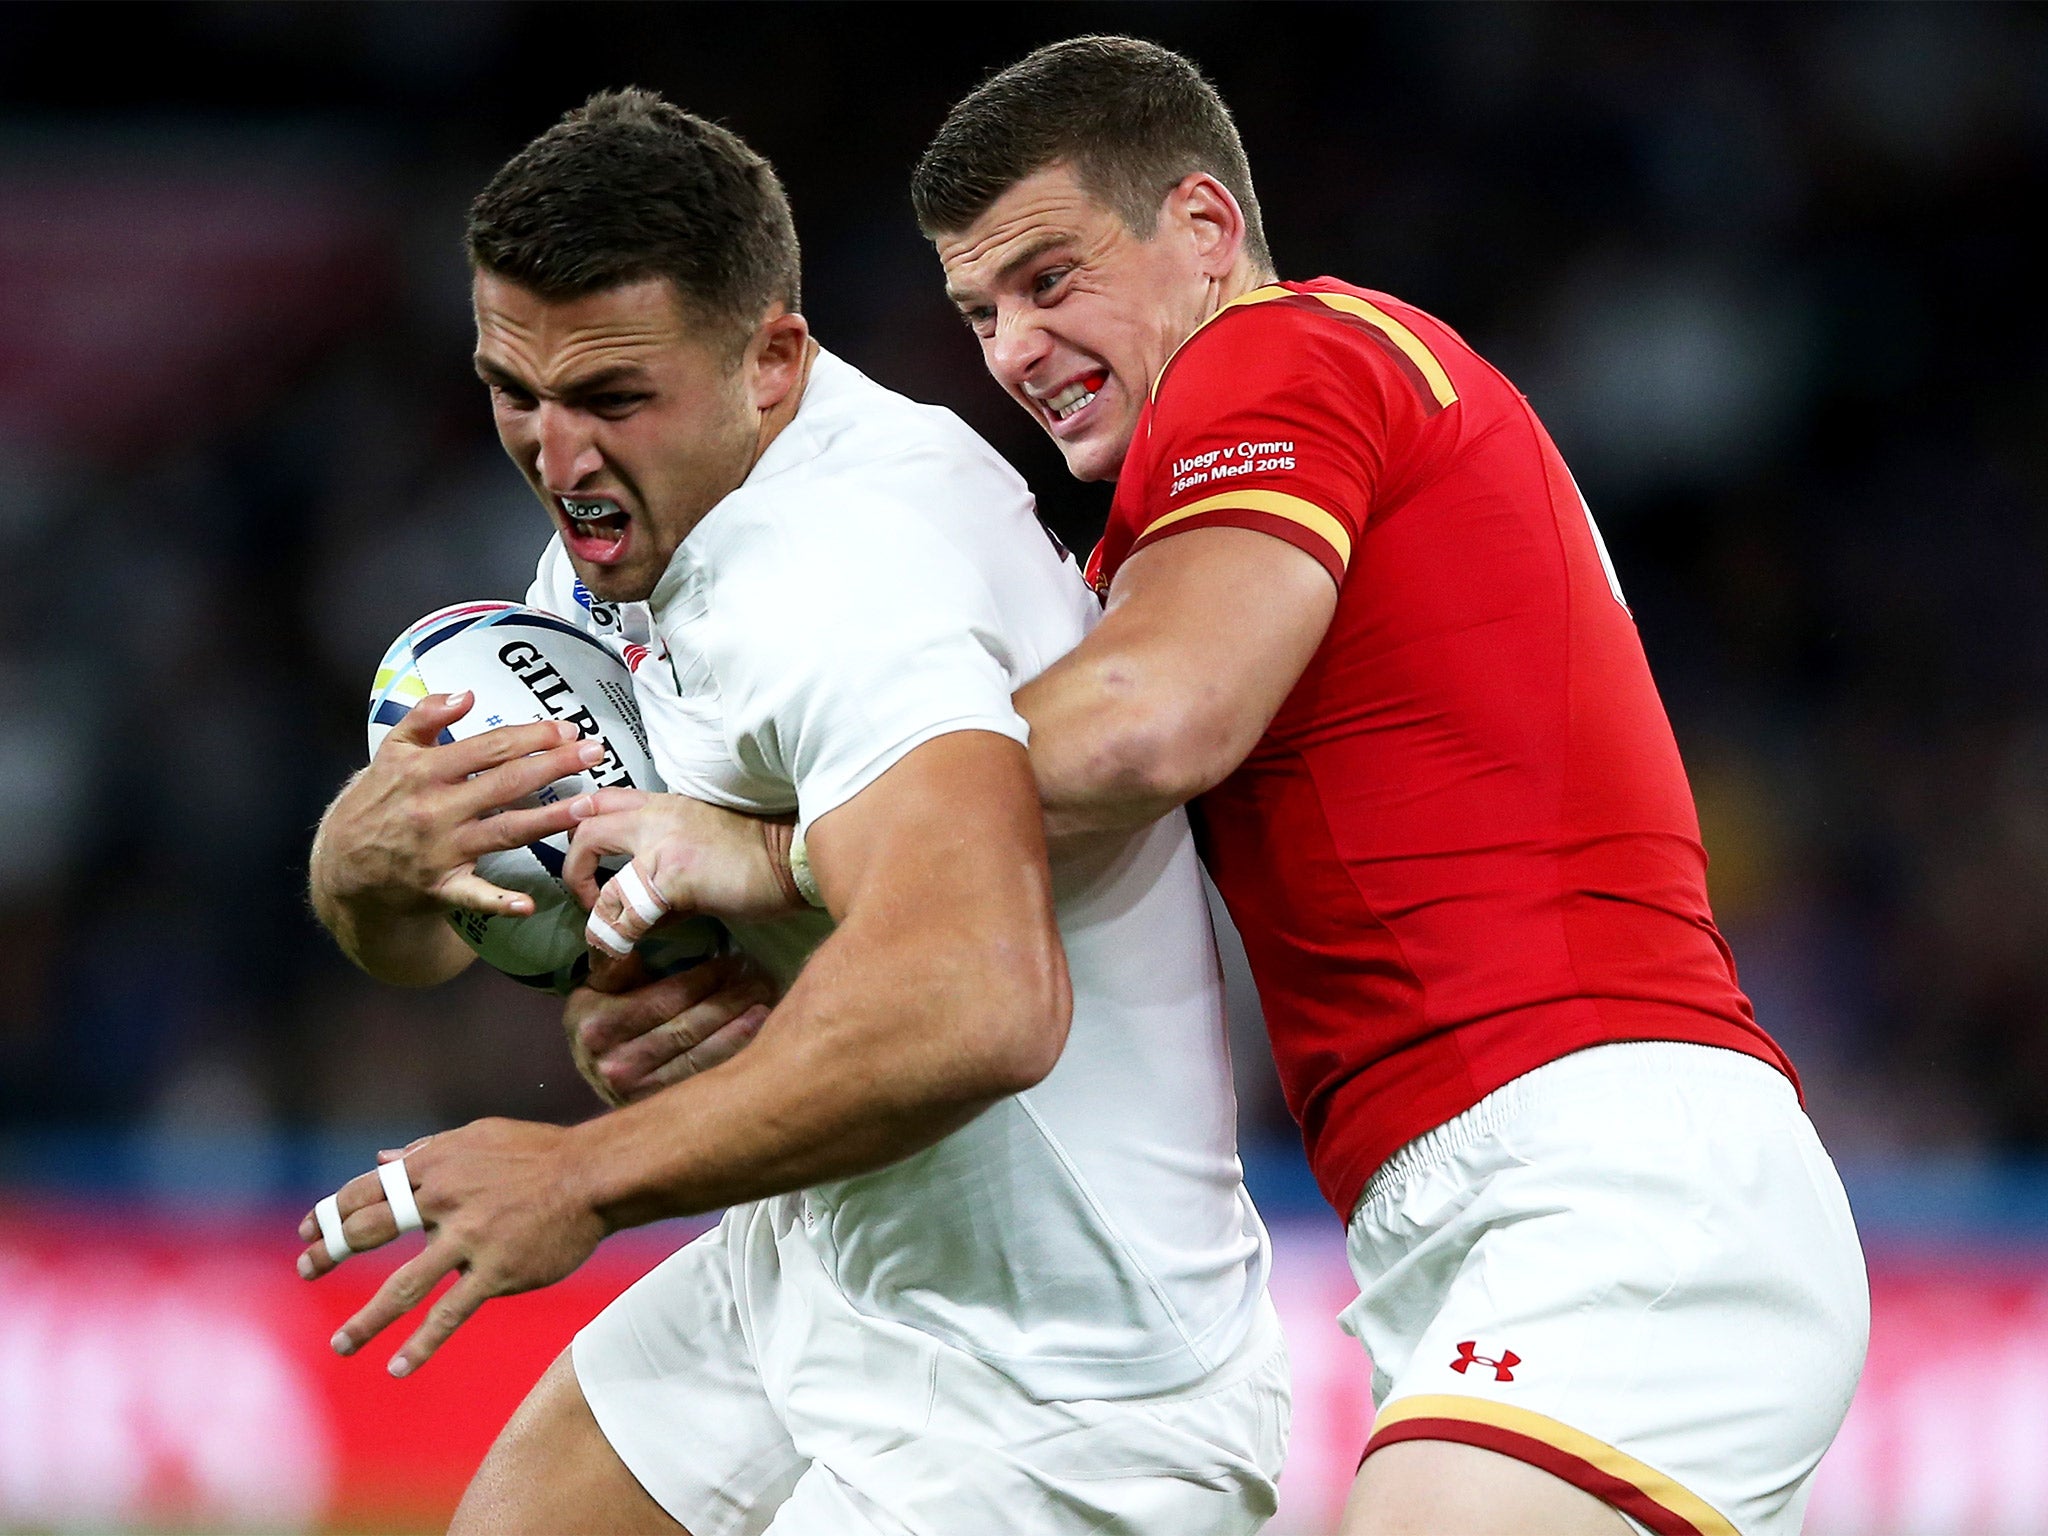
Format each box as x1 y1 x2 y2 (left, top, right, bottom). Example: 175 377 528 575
1128 508 1345 588
1127 489 1349 587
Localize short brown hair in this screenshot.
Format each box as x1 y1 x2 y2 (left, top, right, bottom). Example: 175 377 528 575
467 88 801 346
912 36 1270 271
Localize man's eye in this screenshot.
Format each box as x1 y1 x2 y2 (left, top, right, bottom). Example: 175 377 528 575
960 306 995 335
491 384 536 410
1032 268 1068 298
589 393 649 415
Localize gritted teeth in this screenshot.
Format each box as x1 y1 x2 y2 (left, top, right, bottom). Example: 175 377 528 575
560 496 621 523
1045 372 1107 421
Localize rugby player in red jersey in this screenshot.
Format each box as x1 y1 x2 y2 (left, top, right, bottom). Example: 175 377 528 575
899 35 1868 1536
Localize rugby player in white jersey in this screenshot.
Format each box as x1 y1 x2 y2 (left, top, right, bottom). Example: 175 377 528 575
303 89 1286 1535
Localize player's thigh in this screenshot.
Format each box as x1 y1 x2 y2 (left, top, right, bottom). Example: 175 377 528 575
1341 1439 1630 1536
452 1347 691 1536
759 1292 1290 1536
573 1215 809 1535
1343 1043 1866 1536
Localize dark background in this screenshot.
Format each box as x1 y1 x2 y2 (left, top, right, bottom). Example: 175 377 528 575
1 2 2042 1204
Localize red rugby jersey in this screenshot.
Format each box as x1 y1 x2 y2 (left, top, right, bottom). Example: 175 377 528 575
1087 279 1795 1220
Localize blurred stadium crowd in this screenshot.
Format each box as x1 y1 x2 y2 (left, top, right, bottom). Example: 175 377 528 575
1 2 2043 1194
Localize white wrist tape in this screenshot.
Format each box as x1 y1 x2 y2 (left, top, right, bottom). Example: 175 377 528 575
789 827 824 908
315 1193 351 1264
614 862 669 926
378 1157 423 1234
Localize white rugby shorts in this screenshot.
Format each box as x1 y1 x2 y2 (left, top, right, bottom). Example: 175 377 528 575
572 1195 1291 1536
1341 1041 1868 1536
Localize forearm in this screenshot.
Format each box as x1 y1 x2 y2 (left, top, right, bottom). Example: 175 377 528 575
309 799 475 987
1015 649 1228 842
565 917 1060 1225
1018 528 1342 841
553 732 1069 1225
316 894 474 987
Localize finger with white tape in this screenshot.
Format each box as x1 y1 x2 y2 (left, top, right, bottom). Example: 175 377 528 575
614 861 669 928
586 909 634 958
315 1193 352 1264
378 1156 424 1235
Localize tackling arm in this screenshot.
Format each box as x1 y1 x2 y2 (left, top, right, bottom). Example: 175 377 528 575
519 527 1334 1114
1019 525 1339 840
511 523 1340 957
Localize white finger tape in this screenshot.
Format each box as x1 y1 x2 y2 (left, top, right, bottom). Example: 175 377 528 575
615 862 669 926
315 1193 352 1264
378 1157 424 1235
586 910 634 957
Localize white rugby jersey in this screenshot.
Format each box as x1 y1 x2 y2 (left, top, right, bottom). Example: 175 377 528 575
529 348 1268 1400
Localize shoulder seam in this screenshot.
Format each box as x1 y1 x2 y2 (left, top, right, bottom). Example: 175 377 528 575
1149 284 1294 403
1151 286 1460 415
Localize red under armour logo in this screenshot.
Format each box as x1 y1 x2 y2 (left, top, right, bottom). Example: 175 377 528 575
1450 1340 1521 1381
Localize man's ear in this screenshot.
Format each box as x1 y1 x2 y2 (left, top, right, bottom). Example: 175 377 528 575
746 308 811 412
1167 172 1247 280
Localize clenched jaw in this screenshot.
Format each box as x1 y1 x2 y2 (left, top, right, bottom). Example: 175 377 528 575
556 494 634 566
1028 370 1109 424
1022 369 1116 451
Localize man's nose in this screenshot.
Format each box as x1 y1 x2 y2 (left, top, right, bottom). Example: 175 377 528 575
535 403 603 492
988 305 1051 389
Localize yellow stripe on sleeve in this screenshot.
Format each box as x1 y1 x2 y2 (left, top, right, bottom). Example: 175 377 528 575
1373 1396 1737 1536
1306 292 1459 408
1138 489 1352 569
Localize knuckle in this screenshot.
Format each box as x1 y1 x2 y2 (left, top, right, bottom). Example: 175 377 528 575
658 1014 703 1048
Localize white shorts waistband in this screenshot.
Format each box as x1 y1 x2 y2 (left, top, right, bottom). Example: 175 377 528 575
1356 1041 1793 1219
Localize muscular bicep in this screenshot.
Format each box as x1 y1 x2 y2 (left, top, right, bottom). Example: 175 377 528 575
550 728 1075 1226
1017 525 1338 836
798 727 1071 1094
805 728 1053 943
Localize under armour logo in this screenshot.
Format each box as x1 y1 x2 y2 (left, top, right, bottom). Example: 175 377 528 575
1450 1340 1521 1381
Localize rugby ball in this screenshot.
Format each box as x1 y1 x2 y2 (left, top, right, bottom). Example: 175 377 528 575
366 601 726 993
